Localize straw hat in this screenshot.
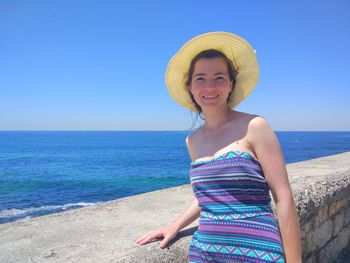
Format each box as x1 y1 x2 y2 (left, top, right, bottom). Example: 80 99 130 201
165 31 259 112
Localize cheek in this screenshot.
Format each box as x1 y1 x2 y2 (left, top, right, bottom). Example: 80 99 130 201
188 86 194 96
188 86 198 100
189 85 198 95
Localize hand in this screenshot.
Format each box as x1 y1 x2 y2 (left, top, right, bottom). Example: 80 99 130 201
135 223 179 249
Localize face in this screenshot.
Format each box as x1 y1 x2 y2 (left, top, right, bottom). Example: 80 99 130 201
189 57 233 111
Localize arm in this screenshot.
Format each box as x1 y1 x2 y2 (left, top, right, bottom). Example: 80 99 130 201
136 135 201 249
247 116 302 263
172 197 201 232
135 197 201 248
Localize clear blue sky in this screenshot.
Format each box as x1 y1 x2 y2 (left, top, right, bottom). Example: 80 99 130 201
1 0 349 131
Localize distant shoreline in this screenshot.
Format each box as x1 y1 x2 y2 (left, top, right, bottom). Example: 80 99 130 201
0 130 350 132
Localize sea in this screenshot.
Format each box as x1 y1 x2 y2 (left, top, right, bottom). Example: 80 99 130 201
1 131 350 224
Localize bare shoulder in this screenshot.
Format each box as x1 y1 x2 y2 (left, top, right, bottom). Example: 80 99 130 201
247 115 279 155
244 115 292 204
232 111 266 132
232 110 259 122
247 114 271 131
185 129 202 161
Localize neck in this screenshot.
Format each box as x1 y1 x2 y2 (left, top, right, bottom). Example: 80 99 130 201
201 105 235 131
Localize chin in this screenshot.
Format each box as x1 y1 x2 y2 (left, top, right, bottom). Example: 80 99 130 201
199 104 221 111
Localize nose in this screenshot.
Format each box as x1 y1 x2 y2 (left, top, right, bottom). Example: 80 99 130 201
203 79 217 89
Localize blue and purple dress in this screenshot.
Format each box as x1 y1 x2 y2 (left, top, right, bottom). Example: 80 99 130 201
188 150 286 263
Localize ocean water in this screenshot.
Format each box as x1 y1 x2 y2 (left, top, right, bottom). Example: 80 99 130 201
0 131 349 224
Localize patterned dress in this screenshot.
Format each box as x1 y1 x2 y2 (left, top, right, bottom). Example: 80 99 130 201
188 150 286 263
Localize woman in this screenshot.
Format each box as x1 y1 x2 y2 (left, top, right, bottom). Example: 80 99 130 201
136 32 301 263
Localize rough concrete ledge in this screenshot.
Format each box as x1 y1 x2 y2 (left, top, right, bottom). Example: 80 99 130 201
0 152 349 263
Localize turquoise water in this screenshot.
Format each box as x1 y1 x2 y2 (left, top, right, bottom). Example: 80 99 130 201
0 131 349 224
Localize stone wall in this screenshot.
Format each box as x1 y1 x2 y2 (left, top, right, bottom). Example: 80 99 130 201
0 152 349 263
301 192 350 263
290 154 350 262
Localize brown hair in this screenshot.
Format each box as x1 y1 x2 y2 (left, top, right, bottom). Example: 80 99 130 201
185 49 238 113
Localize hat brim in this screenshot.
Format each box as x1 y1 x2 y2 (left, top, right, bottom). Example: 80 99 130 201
165 32 259 112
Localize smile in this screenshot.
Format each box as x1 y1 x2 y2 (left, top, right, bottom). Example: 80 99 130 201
202 95 219 100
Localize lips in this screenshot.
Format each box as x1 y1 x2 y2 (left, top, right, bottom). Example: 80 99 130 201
202 95 219 100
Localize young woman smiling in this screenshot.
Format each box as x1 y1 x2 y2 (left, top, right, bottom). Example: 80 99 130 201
136 32 302 263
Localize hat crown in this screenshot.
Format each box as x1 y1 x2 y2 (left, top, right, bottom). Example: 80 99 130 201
165 31 259 112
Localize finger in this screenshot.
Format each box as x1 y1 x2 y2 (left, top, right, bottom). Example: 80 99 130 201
136 232 152 243
138 236 159 245
137 231 164 245
136 235 152 244
136 231 158 243
159 234 172 249
136 235 149 243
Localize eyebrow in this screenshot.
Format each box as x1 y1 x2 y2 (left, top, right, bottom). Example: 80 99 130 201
193 72 226 77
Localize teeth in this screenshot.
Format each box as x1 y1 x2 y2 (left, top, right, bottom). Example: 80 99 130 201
203 95 218 99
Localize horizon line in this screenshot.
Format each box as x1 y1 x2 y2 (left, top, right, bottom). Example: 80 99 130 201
0 130 349 132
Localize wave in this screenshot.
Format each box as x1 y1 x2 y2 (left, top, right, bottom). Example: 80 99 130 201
0 202 99 220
